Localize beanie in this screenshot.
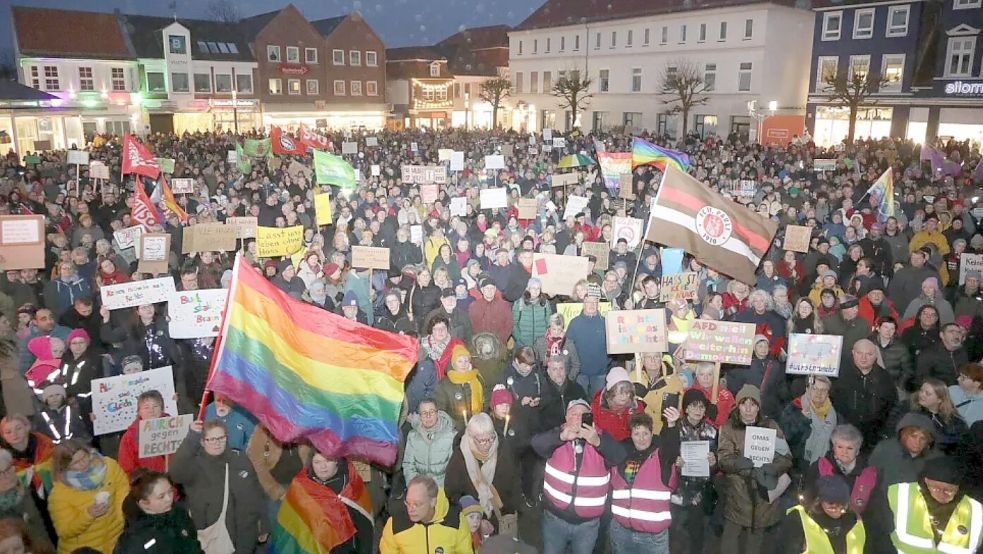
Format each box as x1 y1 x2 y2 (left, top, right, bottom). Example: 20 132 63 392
490 385 511 408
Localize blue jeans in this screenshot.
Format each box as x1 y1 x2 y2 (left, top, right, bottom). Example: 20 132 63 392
542 510 600 554
577 374 606 399
609 519 669 554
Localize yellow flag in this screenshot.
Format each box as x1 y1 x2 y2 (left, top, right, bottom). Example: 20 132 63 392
256 225 303 258
314 193 333 227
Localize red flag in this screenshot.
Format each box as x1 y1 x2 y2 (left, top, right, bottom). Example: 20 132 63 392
130 181 158 230
121 134 160 180
271 126 306 156
298 124 330 151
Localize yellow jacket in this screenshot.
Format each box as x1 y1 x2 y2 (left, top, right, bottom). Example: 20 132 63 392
909 230 950 256
631 357 684 434
424 236 449 269
809 283 845 306
380 488 473 554
49 457 128 554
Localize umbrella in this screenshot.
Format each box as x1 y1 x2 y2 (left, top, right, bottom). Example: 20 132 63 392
558 153 595 168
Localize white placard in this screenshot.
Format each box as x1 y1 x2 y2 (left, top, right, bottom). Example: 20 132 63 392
89 161 110 180
786 334 844 376
0 219 40 244
410 224 424 244
485 155 505 170
139 414 193 458
371 164 381 177
553 137 566 148
480 187 508 210
100 276 176 310
411 142 419 153
91 366 179 435
681 441 711 477
450 196 468 217
342 141 358 154
167 289 229 339
612 216 644 249
438 148 454 161
450 151 465 172
961 253 983 285
113 225 143 251
563 195 590 220
67 150 89 165
365 136 379 147
140 235 168 261
743 426 777 468
171 178 194 194
543 128 553 141
227 150 237 163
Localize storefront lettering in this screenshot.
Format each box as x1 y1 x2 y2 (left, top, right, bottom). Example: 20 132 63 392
944 81 983 96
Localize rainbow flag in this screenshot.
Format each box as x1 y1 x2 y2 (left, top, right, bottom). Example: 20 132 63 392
632 137 690 172
865 168 895 223
207 256 418 465
160 176 188 223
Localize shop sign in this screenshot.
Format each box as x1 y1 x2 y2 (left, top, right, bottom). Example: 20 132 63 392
944 81 983 96
208 99 259 109
279 63 310 76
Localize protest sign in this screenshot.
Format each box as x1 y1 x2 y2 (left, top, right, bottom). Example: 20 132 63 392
681 441 711 477
67 150 89 165
732 180 756 198
528 145 538 155
563 195 590 220
137 233 170 275
89 161 110 180
171 178 194 194
371 164 381 177
961 254 983 285
411 142 418 153
743 426 777 467
342 141 358 154
556 302 612 331
612 216 644 249
256 225 304 258
682 320 756 365
139 414 193 458
227 150 237 163
0 215 44 270
113 225 143 251
450 196 468 217
365 136 379 147
314 193 333 226
352 246 391 270
401 165 448 184
155 158 175 174
661 248 685 275
420 184 439 204
619 174 635 199
533 253 590 296
91 367 178 435
182 222 237 253
784 225 812 253
227 216 257 239
543 128 553 141
659 272 699 302
786 334 844 376
450 151 465 171
101 277 176 310
287 160 313 182
480 188 507 210
814 159 836 172
581 241 610 269
517 198 538 220
485 155 505 170
438 148 454 161
501 144 514 158
551 173 579 188
552 137 566 149
23 155 40 165
168 288 229 338
605 309 668 354
410 225 423 244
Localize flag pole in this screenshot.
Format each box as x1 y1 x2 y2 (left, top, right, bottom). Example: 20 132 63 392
627 168 669 298
196 253 241 420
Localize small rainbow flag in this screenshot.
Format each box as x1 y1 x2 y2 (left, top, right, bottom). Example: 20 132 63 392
865 167 895 223
207 256 418 465
632 137 691 172
160 176 188 223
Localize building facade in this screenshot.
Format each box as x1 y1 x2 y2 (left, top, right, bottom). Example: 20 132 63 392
507 0 814 138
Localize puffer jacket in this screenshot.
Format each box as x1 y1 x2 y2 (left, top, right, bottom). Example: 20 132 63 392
951 285 983 320
511 297 552 348
113 498 203 554
401 411 457 487
48 456 129 554
380 488 471 554
471 332 508 399
532 334 581 380
915 343 969 386
872 334 914 390
903 291 956 325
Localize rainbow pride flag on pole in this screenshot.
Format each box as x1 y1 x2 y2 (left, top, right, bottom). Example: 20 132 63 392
632 137 690 172
207 255 418 465
865 167 895 223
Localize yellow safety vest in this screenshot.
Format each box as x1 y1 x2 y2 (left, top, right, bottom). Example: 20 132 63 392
787 505 866 554
888 482 983 554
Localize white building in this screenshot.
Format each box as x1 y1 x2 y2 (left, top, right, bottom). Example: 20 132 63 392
507 0 815 138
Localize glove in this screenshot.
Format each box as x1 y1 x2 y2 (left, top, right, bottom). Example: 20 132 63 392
733 456 755 471
761 462 782 476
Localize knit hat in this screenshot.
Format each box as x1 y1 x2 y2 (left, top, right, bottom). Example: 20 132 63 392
896 412 938 441
323 262 341 277
264 259 277 270
816 475 851 504
459 495 483 519
41 383 66 404
566 399 591 413
753 334 769 345
450 343 471 363
822 269 837 280
966 271 982 282
67 328 90 344
277 259 294 273
341 291 359 307
922 277 939 289
490 385 511 408
971 235 983 249
440 288 456 299
920 456 961 485
605 366 631 391
839 295 859 309
736 384 761 406
682 388 708 411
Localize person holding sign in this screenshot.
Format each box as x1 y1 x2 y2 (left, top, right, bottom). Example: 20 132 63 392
117 390 170 476
114 469 203 554
669 389 719 554
717 385 793 554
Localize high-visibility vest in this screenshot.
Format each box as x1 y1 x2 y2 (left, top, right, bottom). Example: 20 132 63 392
609 449 676 533
888 482 983 554
543 441 610 519
786 505 866 554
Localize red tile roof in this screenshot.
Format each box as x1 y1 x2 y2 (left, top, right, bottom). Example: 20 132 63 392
516 0 794 30
12 7 132 59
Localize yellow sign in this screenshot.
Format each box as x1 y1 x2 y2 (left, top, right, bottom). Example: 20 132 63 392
314 193 333 226
555 302 612 331
256 225 303 258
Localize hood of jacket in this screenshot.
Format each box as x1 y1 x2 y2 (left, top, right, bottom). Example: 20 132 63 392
471 331 504 361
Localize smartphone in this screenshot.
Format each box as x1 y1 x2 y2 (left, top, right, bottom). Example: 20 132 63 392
663 392 680 411
581 412 593 427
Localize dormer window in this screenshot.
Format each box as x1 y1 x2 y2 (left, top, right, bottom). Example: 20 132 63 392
430 62 440 77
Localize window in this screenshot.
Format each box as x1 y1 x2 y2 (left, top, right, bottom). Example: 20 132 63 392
881 54 905 91
534 39 538 53
168 35 187 54
738 62 752 91
886 6 909 37
543 71 552 91
680 25 687 43
366 81 378 96
429 62 440 77
197 41 208 53
595 33 601 49
560 36 566 51
194 73 211 92
546 38 551 52
816 56 838 91
110 67 125 91
217 43 230 54
171 73 189 92
334 80 346 95
146 72 165 93
350 51 361 66
623 112 642 128
305 48 318 63
454 82 461 98
744 18 754 39
719 21 728 40
611 31 617 48
267 45 281 62
644 28 651 45
946 36 976 76
657 113 675 137
530 72 539 93
288 79 301 95
235 74 252 93
351 81 362 96
699 23 707 42
286 46 299 63
631 67 642 92
704 63 716 91
853 9 875 39
574 35 580 50
215 74 233 93
627 30 633 47
599 69 610 92
28 66 39 89
664 66 678 91
78 67 94 91
661 26 669 44
822 12 842 40
227 43 239 54
849 55 871 81
306 79 319 95
206 42 219 53
515 72 523 93
366 51 378 66
518 40 523 55
333 49 345 65
955 0 982 8
269 78 282 95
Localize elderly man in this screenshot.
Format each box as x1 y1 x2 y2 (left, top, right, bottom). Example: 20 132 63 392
916 322 969 387
821 295 870 356
380 475 472 553
830 339 898 449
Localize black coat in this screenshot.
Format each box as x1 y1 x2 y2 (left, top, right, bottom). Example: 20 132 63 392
114 499 203 554
443 438 522 529
915 343 969 387
540 377 588 430
830 362 898 448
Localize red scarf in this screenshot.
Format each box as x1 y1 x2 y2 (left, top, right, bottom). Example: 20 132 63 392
544 327 565 358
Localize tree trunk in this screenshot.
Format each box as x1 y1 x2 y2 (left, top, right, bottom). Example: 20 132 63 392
492 104 499 129
681 109 689 139
847 104 858 145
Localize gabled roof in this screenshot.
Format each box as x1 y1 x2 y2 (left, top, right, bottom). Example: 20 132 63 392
386 46 446 62
515 0 795 30
237 8 283 41
437 25 511 50
433 44 503 77
311 15 347 37
12 6 132 59
119 14 253 61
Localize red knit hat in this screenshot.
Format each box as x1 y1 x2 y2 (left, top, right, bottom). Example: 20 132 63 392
490 385 511 408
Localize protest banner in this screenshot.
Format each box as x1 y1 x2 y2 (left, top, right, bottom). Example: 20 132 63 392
67 150 89 165
556 302 612 331
814 159 836 172
784 225 812 253
136 233 170 275
450 196 468 217
420 184 439 204
450 151 465 171
786 334 844 376
101 277 176 310
551 173 579 188
342 141 358 154
365 136 379 147
480 188 507 210
226 216 257 239
91 366 178 435
533 253 590 296
581 241 610 269
605 309 668 354
171 178 194 194
961 253 983 285
314 193 333 226
256 225 304 258
485 155 505 170
182 222 237 253
619 174 635 199
352 246 391 270
168 288 229 338
517 198 538 220
743 426 777 467
682 320 756 365
89 161 110 180
0 215 44 270
401 165 448 184
113 225 143 251
563 195 590 220
438 148 453 161
612 216 644 249
659 272 699 302
139 414 193 458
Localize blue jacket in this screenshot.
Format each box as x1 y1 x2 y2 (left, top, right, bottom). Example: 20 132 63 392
566 313 610 376
43 276 92 318
203 403 257 452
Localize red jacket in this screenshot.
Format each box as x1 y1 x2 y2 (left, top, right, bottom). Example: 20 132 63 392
857 297 899 327
469 297 513 345
118 416 168 476
591 390 645 442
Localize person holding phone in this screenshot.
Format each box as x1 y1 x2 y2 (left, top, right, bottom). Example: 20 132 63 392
632 352 685 434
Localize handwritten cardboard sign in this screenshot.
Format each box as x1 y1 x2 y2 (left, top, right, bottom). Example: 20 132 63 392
137 233 170 275
0 215 44 270
91 366 178 435
659 272 699 302
314 193 333 226
256 225 304 258
784 225 811 253
532 253 591 296
67 150 89 165
226 217 257 239
517 198 538 220
563 195 590 220
182 223 237 253
171 178 194 194
743 426 777 467
89 161 110 180
619 174 635 199
581 242 610 269
786 334 843 376
480 188 507 210
139 414 193 458
605 309 668 354
484 155 505 170
351 246 390 270
612 216 644 250
366 137 379 147
551 173 579 188
401 165 448 184
450 197 468 217
101 277 176 310
168 288 229 339
420 184 439 204
682 320 756 365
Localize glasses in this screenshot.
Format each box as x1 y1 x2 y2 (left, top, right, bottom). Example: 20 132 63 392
473 436 495 445
419 410 438 416
203 435 228 444
928 486 958 497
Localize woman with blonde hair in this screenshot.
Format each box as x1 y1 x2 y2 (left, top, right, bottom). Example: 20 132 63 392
889 378 968 454
788 297 824 335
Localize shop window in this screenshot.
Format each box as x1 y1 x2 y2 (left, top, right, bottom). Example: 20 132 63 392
171 73 190 93
853 9 875 39
366 81 378 96
287 79 301 95
215 74 233 93
194 73 211 93
366 51 378 66
235 74 253 94
269 78 282 95
334 80 345 95
44 66 60 91
78 67 94 91
306 79 319 95
111 67 126 91
822 12 842 41
146 72 165 93
886 6 909 37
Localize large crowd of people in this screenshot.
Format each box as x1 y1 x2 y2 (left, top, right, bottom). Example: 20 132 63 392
0 125 981 554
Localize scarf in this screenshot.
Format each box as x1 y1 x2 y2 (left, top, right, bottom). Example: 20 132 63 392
544 327 565 358
810 396 833 421
0 482 25 512
423 335 452 379
61 452 108 490
447 369 484 415
460 432 502 517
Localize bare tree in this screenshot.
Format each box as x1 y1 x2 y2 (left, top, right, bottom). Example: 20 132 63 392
206 0 241 24
820 66 889 144
551 71 593 129
658 61 710 138
478 78 512 129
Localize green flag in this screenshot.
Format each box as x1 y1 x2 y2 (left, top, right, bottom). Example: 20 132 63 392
155 157 175 174
313 150 356 189
243 138 272 158
236 143 252 174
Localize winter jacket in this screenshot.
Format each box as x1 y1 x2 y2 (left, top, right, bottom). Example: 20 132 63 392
48 456 128 554
888 265 940 315
915 343 969 386
724 357 789 419
471 333 508 399
778 395 837 471
118 417 167 476
17 324 71 373
873 334 914 389
869 413 943 490
820 313 871 355
886 404 968 455
591 389 645 442
0 484 53 552
380 488 472 554
631 359 685 434
951 285 983 320
43 275 93 319
424 306 472 342
949 385 983 426
402 411 457 487
390 240 423 272
540 377 588 430
444 438 522 529
33 404 91 446
830 361 897 447
532 334 581 380
113 500 203 554
404 359 439 415
511 297 552 348
566 313 610 377
903 292 956 325
468 297 513 346
408 284 441 320
858 297 899 327
801 451 878 514
435 372 485 432
501 263 532 303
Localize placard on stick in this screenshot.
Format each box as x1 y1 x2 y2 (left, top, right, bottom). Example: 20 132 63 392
605 309 668 354
171 178 194 194
517 198 538 219
226 217 257 239
91 367 178 435
139 414 193 458
420 184 439 204
581 242 610 269
784 225 811 253
168 289 228 338
351 246 390 270
137 233 170 275
480 188 507 210
619 174 635 199
532 253 590 296
786 334 843 376
0 215 44 270
551 173 579 188
256 226 304 258
659 272 699 302
682 320 756 365
100 277 177 310
182 223 237 253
